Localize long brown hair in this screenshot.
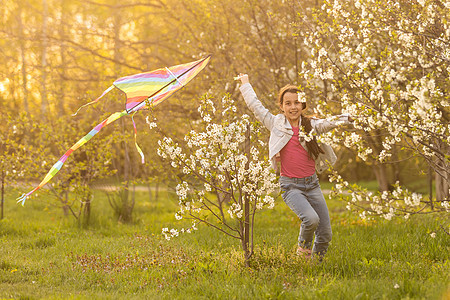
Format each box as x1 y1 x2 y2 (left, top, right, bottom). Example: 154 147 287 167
277 85 324 160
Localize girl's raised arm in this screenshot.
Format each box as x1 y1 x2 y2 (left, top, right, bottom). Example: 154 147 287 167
238 74 276 130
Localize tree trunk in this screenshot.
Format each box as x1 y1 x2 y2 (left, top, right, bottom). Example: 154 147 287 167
1 171 4 220
80 189 92 226
18 5 29 115
242 124 251 265
435 171 449 202
118 121 133 223
83 201 91 226
58 0 68 116
41 0 49 117
147 182 153 202
62 190 70 216
372 163 390 192
435 143 449 203
435 141 449 205
428 164 434 209
390 147 401 183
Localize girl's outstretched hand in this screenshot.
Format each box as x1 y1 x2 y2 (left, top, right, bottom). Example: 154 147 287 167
235 73 249 85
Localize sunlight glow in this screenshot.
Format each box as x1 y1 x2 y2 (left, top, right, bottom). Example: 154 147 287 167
0 79 9 93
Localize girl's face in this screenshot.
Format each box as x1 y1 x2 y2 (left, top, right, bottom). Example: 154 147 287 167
281 92 303 126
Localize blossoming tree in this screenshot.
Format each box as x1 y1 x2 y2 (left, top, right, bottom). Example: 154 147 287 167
152 95 278 263
296 0 449 219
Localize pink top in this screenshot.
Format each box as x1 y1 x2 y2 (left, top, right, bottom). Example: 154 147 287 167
280 127 316 178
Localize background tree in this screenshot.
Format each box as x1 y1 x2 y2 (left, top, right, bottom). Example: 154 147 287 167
294 0 449 218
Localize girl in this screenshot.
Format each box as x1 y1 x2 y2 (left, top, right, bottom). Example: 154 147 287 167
238 74 353 259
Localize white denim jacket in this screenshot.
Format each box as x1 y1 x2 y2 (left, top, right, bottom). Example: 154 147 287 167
239 83 352 174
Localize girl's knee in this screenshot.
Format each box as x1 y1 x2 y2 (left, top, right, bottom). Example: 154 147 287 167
303 213 320 228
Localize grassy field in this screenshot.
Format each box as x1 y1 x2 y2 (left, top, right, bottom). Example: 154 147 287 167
0 186 449 299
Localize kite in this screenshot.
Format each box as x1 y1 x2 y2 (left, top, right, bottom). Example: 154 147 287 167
17 55 211 205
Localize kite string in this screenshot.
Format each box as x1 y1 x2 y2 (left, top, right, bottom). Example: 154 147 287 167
131 112 145 164
72 85 115 116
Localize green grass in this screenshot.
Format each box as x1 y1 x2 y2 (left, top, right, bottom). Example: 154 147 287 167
0 187 449 299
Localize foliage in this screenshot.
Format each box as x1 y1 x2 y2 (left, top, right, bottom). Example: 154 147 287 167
0 113 51 218
295 0 450 218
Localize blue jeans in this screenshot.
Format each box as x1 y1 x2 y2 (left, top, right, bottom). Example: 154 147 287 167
279 174 332 256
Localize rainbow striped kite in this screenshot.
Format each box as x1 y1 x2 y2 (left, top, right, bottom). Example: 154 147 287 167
17 55 211 205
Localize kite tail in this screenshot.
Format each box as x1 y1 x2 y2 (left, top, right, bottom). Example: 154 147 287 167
17 110 128 206
131 112 145 164
72 85 114 116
